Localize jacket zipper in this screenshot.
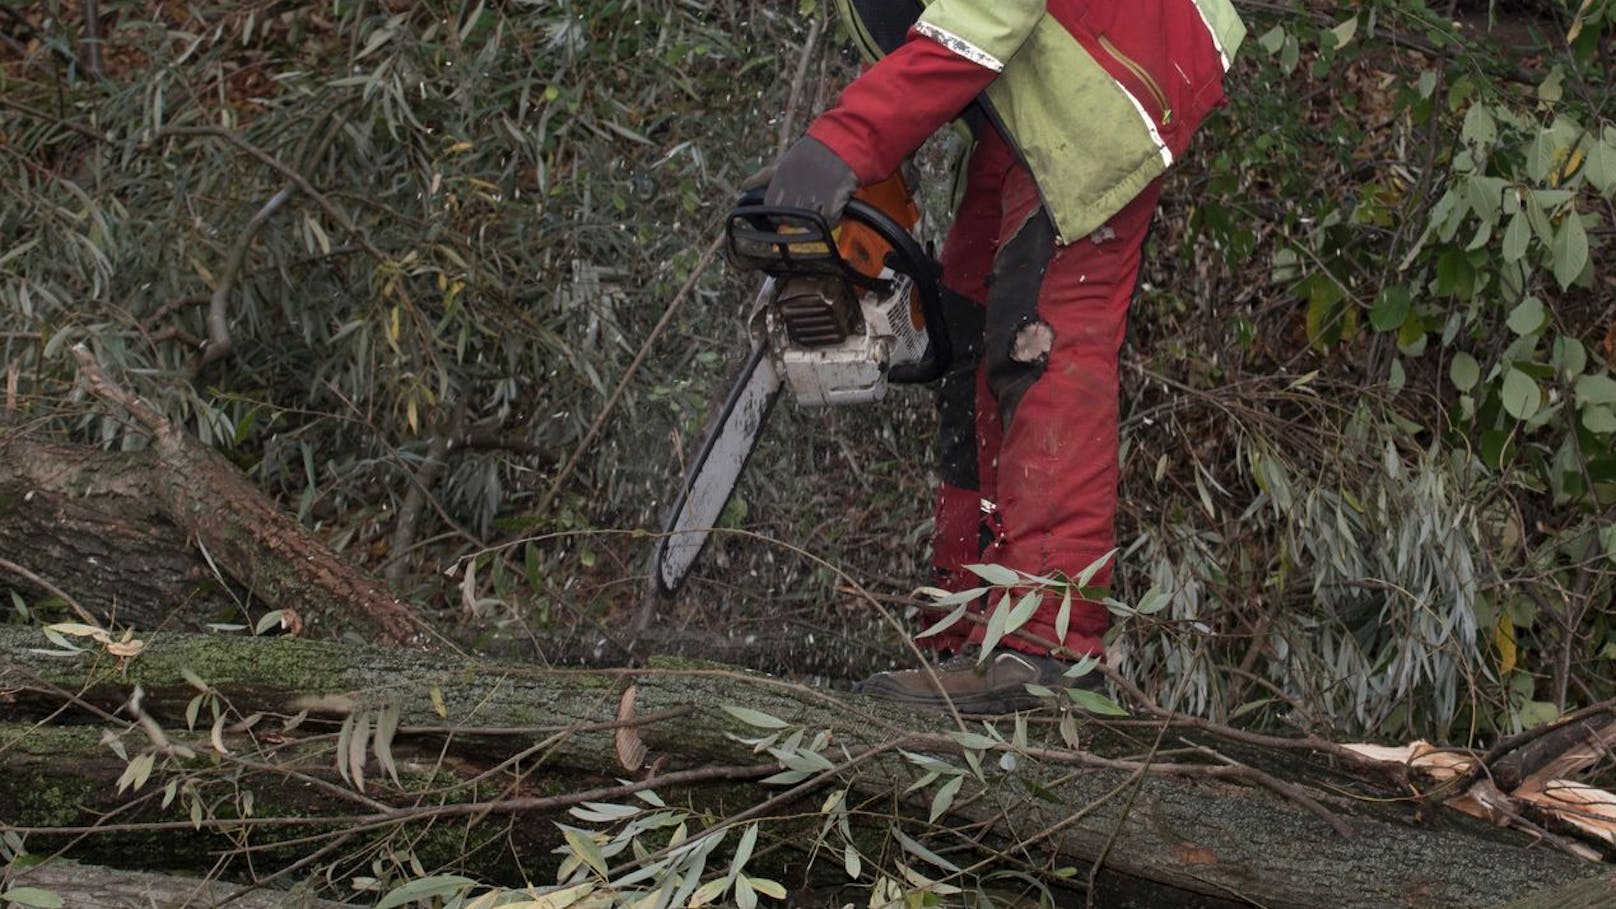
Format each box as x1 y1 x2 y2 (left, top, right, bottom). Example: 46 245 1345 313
1097 35 1172 126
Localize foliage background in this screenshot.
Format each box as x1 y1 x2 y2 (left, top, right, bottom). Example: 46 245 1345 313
1 0 1613 745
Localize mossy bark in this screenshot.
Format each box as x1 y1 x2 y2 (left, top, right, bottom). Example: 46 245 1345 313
0 626 1606 908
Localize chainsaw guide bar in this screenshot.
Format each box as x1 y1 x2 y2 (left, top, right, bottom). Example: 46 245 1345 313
649 179 944 597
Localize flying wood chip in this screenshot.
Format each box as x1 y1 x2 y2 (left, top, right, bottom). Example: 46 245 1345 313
615 684 646 772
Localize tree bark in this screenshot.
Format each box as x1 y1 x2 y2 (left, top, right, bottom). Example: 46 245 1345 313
4 346 424 644
2 860 350 909
0 626 1605 909
0 441 241 629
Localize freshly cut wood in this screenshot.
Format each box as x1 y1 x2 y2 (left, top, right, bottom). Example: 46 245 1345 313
0 625 1607 909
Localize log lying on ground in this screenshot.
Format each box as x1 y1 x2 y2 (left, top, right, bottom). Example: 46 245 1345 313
0 440 240 630
0 346 424 644
2 860 350 909
0 626 1608 909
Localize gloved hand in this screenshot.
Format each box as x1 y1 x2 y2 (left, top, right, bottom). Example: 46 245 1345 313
745 135 858 222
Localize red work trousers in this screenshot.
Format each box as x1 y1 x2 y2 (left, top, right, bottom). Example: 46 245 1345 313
928 128 1161 660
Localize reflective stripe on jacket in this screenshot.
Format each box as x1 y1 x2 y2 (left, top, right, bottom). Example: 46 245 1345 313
811 0 1245 243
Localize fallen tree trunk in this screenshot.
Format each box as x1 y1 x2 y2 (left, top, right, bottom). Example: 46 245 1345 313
0 626 1606 908
1 860 351 909
0 441 240 630
0 346 425 644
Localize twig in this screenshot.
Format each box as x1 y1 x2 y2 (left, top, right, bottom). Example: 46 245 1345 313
384 402 464 587
70 343 173 437
80 0 103 79
199 185 295 369
531 230 726 521
1184 741 1356 839
776 17 824 155
1087 704 1177 906
0 557 104 628
535 16 827 524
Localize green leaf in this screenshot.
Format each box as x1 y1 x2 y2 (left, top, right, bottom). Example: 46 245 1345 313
1501 368 1542 421
1405 70 1434 100
0 888 64 909
1449 352 1481 392
979 592 1012 656
1582 405 1616 434
1461 104 1496 149
729 823 759 879
1002 590 1041 636
749 876 787 900
1501 211 1530 262
1552 214 1589 288
1257 25 1286 54
1066 688 1130 716
1553 337 1588 378
1327 15 1358 49
1575 373 1616 406
1506 297 1546 336
1074 549 1115 587
963 563 1019 586
374 875 479 909
916 603 969 640
1585 129 1616 194
1369 286 1412 333
1133 586 1171 615
1053 587 1072 647
948 731 997 751
928 774 964 822
722 705 790 730
562 827 609 878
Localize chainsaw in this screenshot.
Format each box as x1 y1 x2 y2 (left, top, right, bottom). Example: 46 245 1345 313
648 172 949 596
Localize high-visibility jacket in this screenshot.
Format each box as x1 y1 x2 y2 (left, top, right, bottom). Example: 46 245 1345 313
808 0 1246 244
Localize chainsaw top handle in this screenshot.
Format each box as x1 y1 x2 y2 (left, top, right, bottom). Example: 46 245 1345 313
725 191 951 384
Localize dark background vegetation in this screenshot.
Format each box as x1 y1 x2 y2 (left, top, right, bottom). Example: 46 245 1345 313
1 0 1613 744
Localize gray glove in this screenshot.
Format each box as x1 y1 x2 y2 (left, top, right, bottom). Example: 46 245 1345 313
753 136 858 222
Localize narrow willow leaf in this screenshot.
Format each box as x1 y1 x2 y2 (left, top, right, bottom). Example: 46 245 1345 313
0 887 65 909
1002 590 1041 635
963 563 1019 586
1066 688 1130 717
979 592 1011 658
928 774 964 822
1074 549 1116 587
915 603 968 639
749 877 787 899
375 702 401 787
210 713 231 756
721 705 790 730
374 875 479 909
729 823 759 879
253 610 286 636
1054 587 1072 647
561 828 609 879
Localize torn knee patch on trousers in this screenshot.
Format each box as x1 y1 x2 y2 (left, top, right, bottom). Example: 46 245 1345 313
1011 320 1053 363
985 208 1057 428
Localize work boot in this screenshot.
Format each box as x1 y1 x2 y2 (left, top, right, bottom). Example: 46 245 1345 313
855 646 1100 714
